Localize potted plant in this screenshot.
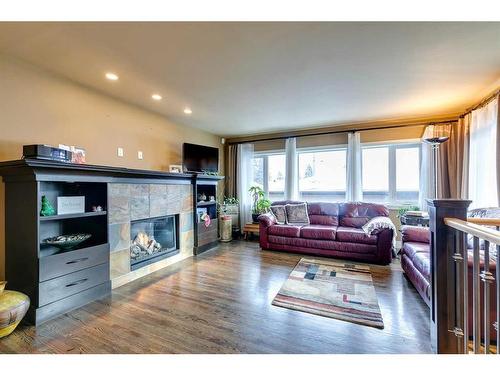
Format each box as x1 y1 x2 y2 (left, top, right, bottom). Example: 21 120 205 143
249 186 271 223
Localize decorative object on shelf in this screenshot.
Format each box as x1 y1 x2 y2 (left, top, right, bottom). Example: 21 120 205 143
422 124 451 198
249 186 271 223
197 207 207 223
92 205 103 212
40 195 56 216
197 192 207 202
209 195 215 202
43 233 91 250
201 170 219 176
71 146 86 164
0 282 30 338
57 196 85 215
219 215 232 242
169 164 183 173
200 212 211 228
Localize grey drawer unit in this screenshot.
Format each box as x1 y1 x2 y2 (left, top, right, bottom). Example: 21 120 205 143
36 282 111 325
39 243 109 282
38 263 110 307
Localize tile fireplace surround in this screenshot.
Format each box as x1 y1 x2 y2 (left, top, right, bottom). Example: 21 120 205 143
109 183 194 288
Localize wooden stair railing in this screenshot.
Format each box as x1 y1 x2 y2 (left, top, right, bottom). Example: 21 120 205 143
429 199 499 354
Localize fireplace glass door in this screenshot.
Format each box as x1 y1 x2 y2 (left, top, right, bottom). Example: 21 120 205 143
130 215 178 270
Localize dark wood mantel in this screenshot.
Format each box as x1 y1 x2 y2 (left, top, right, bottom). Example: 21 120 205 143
0 158 224 184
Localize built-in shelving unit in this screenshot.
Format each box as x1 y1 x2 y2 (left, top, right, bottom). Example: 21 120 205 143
193 174 224 255
0 158 224 325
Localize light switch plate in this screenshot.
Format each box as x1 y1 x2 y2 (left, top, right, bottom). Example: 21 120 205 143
117 147 124 157
138 151 143 160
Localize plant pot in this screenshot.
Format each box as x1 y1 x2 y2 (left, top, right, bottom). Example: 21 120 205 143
252 213 261 223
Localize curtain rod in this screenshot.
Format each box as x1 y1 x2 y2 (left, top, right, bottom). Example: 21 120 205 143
461 89 500 117
227 119 455 145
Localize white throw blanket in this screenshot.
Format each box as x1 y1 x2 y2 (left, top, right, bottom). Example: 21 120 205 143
361 216 397 252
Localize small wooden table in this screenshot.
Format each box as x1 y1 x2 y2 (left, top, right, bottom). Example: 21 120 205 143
243 223 260 240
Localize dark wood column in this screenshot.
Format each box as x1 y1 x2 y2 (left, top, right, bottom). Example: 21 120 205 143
427 199 471 354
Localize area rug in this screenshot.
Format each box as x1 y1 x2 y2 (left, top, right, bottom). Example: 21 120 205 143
272 258 384 328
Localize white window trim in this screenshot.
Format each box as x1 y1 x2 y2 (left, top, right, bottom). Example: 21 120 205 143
361 141 421 205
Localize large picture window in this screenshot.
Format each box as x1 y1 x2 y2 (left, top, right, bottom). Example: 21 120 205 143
361 143 420 204
298 148 347 202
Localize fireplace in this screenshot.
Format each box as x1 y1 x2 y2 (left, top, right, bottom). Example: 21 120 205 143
130 215 179 271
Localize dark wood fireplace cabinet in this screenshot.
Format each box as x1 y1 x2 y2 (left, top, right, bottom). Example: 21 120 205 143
0 159 223 325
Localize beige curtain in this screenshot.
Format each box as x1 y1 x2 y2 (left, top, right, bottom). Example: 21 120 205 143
225 144 238 199
437 116 470 199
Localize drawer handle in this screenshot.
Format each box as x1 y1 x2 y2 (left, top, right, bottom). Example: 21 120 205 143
66 257 89 265
65 278 88 288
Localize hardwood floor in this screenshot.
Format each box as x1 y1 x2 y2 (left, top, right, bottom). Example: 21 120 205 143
0 241 431 353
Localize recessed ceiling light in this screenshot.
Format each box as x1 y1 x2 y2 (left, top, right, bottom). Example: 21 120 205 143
105 72 119 81
151 94 162 101
183 107 192 115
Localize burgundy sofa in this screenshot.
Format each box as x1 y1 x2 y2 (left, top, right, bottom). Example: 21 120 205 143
401 224 497 340
258 201 394 265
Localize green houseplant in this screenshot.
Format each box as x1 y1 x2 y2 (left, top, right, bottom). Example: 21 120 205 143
249 186 271 223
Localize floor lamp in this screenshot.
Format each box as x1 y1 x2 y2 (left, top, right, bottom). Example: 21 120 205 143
422 124 451 199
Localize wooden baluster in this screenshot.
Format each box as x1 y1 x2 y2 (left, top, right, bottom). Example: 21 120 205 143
462 231 469 353
481 240 493 354
472 236 481 353
450 230 465 352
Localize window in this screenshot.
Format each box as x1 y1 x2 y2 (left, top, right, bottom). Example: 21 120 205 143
362 143 420 204
362 147 389 202
298 148 347 202
252 152 285 200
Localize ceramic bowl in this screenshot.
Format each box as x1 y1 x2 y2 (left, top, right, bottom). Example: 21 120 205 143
43 233 92 250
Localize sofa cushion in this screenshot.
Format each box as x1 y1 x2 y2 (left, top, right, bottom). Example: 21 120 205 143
285 203 310 225
402 242 431 280
339 202 389 228
269 205 286 225
307 202 339 226
300 225 337 240
268 224 302 237
402 241 429 259
268 235 377 254
335 226 378 245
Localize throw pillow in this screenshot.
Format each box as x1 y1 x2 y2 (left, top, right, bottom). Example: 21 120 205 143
270 205 287 225
285 203 310 225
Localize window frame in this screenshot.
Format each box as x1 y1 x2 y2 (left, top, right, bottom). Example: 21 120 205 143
361 140 421 205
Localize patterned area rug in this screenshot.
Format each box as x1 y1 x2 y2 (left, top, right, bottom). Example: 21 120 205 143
272 258 384 328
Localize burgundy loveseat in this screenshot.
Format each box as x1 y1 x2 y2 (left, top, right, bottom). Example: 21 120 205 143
401 221 497 340
258 201 394 265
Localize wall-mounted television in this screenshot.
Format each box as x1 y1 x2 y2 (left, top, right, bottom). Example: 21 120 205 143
182 143 219 173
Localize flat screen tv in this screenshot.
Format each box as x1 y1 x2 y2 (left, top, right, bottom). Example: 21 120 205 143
182 143 219 173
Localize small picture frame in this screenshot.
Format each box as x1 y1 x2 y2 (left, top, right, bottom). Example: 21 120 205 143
169 164 183 173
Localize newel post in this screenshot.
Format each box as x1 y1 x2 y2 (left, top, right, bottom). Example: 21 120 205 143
427 199 471 354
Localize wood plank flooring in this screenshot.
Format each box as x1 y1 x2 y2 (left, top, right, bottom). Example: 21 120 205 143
0 241 431 353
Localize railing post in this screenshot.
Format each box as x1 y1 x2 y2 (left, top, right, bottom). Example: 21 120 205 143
428 199 471 354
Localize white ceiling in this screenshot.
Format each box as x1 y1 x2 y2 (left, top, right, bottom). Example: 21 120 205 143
1 22 499 137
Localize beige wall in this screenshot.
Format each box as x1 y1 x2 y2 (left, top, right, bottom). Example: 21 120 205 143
0 56 224 279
